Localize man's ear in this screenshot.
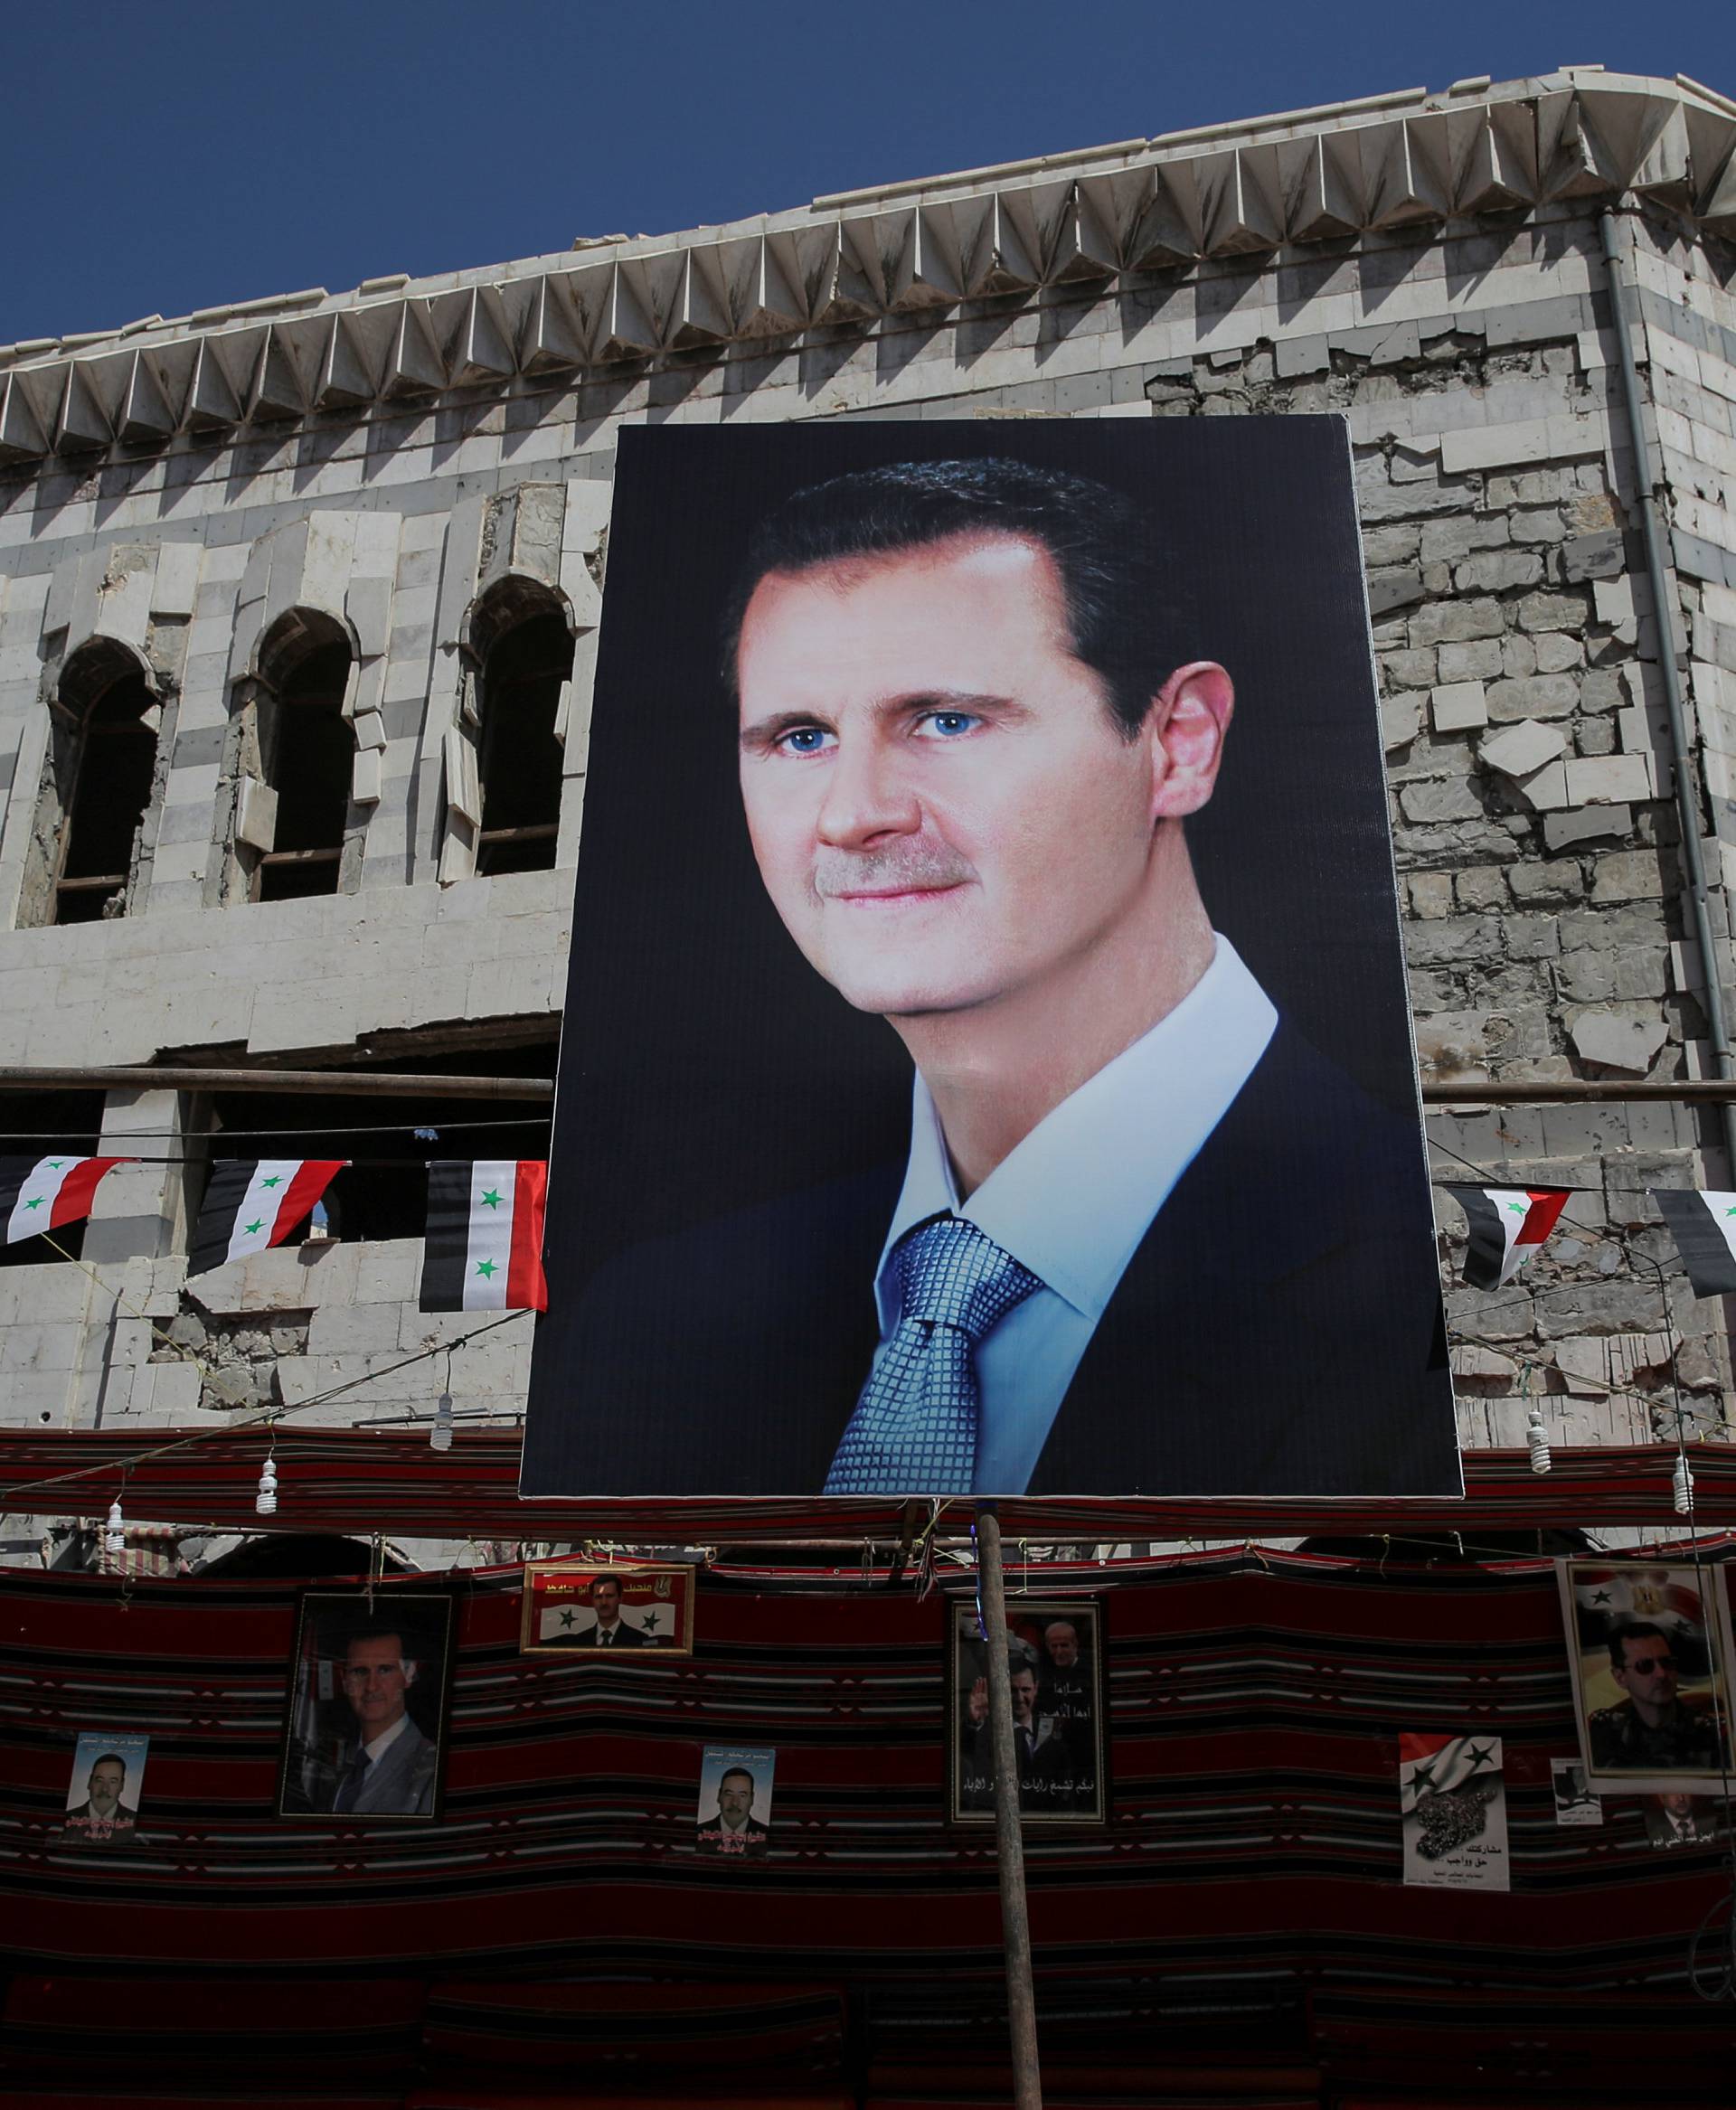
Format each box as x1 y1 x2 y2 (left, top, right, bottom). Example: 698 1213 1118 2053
1148 661 1234 821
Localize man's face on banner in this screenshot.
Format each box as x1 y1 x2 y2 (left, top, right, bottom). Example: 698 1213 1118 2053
736 533 1222 1022
342 1635 413 1735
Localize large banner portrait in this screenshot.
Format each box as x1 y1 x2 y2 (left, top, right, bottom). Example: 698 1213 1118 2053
522 421 1456 1500
947 1597 1105 1826
277 1591 456 1822
1559 1559 1736 1794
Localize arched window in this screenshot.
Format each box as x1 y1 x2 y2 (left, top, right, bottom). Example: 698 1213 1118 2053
471 581 573 877
250 611 354 902
49 641 159 925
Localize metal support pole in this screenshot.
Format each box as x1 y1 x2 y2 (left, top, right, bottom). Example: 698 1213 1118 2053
976 1504 1044 2110
1599 206 1736 1179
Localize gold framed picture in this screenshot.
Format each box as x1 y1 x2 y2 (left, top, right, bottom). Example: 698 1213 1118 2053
520 1560 696 1655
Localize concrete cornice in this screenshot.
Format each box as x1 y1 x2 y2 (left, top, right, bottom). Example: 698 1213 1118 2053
2 67 1733 469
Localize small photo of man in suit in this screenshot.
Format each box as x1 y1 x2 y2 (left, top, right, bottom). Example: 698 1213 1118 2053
278 1594 453 1821
695 1746 775 1859
524 427 1458 1502
61 1733 148 1844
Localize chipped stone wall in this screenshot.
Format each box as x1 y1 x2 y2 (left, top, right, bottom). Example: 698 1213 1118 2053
0 136 1733 1528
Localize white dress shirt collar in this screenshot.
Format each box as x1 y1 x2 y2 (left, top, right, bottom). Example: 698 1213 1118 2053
362 1711 412 1766
877 936 1278 1323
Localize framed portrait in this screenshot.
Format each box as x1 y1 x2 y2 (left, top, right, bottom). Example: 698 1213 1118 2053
277 1590 456 1822
520 421 1458 1504
1644 1792 1722 1850
520 1559 695 1654
946 1596 1106 1826
1558 1558 1736 1794
695 1744 775 1859
59 1730 148 1846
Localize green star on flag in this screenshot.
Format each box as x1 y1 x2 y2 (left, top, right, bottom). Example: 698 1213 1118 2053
259 1175 282 1189
480 1189 502 1210
244 1220 263 1236
475 1258 498 1279
22 1197 42 1210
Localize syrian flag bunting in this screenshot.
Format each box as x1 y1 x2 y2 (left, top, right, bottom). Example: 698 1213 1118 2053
189 1160 348 1276
1444 1185 1571 1288
1 1156 134 1243
1652 1188 1736 1298
420 1161 548 1312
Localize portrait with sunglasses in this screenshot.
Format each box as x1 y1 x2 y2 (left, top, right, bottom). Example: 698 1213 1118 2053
1558 1559 1736 1795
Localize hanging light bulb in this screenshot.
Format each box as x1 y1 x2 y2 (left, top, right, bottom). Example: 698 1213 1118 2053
430 1391 454 1451
1525 1408 1552 1475
103 1498 125 1558
256 1455 278 1516
1673 1453 1694 1517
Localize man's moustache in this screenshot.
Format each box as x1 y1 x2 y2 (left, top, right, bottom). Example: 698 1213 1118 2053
813 843 975 897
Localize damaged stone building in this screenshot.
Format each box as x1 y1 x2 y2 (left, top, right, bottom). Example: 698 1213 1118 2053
2 62 1736 1563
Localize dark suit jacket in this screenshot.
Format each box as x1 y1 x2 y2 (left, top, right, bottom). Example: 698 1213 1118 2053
522 1021 1455 1498
578 1619 648 1646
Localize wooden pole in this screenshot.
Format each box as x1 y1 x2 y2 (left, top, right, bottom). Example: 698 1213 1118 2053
976 1504 1044 2110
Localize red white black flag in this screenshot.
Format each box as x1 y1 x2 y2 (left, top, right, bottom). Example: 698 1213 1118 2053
1 1156 133 1243
1650 1188 1736 1298
188 1160 348 1276
420 1161 549 1312
1443 1185 1571 1289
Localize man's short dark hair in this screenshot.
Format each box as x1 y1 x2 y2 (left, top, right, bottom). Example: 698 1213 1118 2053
1609 1621 1671 1673
719 1766 756 1794
722 457 1186 740
591 1575 621 1596
343 1622 417 1662
90 1753 126 1776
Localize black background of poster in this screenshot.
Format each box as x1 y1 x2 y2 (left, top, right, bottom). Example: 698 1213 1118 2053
524 419 1435 1493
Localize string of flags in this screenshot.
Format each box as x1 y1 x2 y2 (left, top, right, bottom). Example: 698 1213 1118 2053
1445 1180 1736 1303
0 1151 1726 1332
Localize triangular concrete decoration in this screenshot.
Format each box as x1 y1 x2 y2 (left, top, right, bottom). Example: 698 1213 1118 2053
644 250 731 350
1196 146 1281 255
438 286 518 386
1073 168 1148 272
186 333 249 430
513 273 590 373
1451 100 1536 213
1683 102 1736 222
884 206 966 312
314 311 381 410
251 327 308 422
794 222 879 325
572 260 659 363
1536 89 1616 202
0 370 52 462
1125 158 1203 269
381 300 447 398
1576 85 1686 200
1628 100 1694 203
117 351 178 443
56 363 113 452
1280 134 1362 242
720 234 807 338
1026 177 1113 286
1366 116 1452 229
277 314 337 409
73 349 137 434
141 342 199 433
955 193 1042 297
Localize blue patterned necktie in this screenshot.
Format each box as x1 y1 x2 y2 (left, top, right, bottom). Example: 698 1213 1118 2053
824 1215 1043 1494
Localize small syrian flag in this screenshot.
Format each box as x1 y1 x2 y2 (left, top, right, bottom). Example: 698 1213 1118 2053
1651 1189 1736 1298
188 1160 348 1276
1 1156 133 1243
420 1161 548 1312
1443 1185 1571 1288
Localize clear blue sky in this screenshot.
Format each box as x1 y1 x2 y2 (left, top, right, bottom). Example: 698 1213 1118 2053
5 1 1733 347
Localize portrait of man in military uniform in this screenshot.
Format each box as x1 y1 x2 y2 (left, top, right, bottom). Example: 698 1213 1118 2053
1560 1559 1736 1795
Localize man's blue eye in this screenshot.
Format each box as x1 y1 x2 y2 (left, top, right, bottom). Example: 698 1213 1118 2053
922 711 978 738
780 727 830 754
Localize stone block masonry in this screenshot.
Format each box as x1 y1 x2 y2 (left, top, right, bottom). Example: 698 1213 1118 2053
3 67 1736 1560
